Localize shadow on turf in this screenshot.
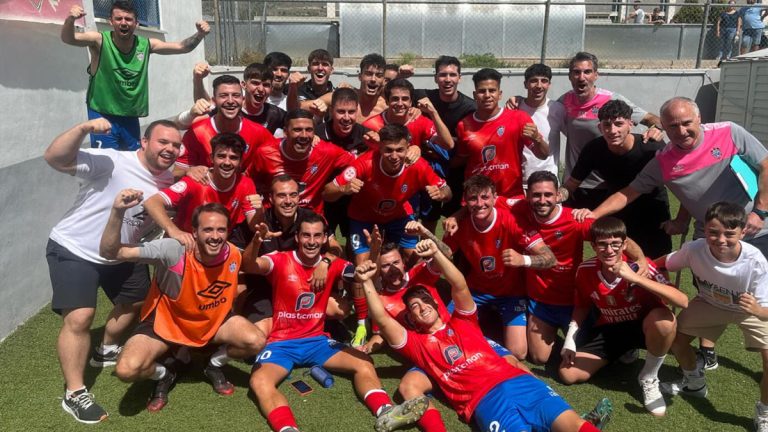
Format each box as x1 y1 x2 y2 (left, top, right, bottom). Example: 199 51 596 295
83 326 108 390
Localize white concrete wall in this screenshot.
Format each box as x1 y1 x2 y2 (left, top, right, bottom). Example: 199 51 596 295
0 0 205 341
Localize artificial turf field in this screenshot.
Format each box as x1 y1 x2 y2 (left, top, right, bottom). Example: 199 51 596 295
1 198 765 431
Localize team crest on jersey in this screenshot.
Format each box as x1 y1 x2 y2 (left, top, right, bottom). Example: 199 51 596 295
605 295 616 306
170 181 187 193
231 199 239 209
378 199 396 213
343 167 357 181
496 126 505 137
229 262 237 273
447 329 454 337
443 345 463 365
592 106 600 116
401 184 408 193
495 239 501 249
554 230 564 240
295 292 316 311
136 52 145 62
310 164 318 175
480 256 496 272
711 147 722 159
623 286 636 303
481 145 497 164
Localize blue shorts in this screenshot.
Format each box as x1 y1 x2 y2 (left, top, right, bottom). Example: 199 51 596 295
528 299 573 329
349 216 418 255
255 335 345 373
447 292 527 327
87 107 141 150
408 336 511 376
742 28 764 48
473 374 571 432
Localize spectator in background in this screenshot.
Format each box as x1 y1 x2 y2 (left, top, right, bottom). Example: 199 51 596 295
649 7 666 24
625 0 646 23
717 1 742 64
740 0 765 54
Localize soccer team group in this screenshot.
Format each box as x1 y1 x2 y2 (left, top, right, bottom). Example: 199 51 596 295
46 1 768 431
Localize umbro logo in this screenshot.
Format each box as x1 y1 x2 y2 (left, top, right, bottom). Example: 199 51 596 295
198 280 231 299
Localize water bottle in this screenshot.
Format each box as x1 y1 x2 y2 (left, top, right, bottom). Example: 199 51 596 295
309 366 334 388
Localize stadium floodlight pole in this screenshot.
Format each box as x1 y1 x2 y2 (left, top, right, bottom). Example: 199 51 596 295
695 0 711 69
541 0 552 63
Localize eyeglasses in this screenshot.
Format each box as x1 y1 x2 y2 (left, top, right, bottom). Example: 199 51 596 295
594 241 624 251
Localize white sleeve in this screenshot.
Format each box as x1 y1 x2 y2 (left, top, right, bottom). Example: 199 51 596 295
665 241 693 273
138 238 185 267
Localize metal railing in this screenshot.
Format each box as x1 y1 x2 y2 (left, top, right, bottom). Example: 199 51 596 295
202 0 767 69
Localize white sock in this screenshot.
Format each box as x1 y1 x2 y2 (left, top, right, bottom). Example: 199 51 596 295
638 353 666 381
151 363 167 380
98 343 119 354
65 386 86 398
209 345 230 367
758 401 768 414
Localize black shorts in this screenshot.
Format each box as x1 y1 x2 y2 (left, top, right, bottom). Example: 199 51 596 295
134 310 233 348
238 274 273 322
229 220 254 250
565 187 611 211
46 239 149 314
440 167 465 217
575 319 647 362
324 197 351 238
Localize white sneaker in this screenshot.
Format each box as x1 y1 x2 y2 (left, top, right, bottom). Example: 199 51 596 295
755 402 768 432
639 378 666 416
660 376 708 398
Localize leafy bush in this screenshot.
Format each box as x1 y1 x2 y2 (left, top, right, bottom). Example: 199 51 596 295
460 53 511 68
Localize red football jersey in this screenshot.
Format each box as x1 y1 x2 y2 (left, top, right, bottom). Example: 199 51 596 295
264 251 353 342
575 257 667 325
443 208 542 297
158 175 256 233
456 108 534 199
362 112 437 150
377 262 448 331
249 139 356 214
176 116 276 173
333 152 446 223
510 202 594 306
394 308 527 422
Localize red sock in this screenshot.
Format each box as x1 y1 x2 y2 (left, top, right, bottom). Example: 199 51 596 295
579 420 601 432
354 296 369 320
267 405 298 432
417 408 446 432
364 389 392 415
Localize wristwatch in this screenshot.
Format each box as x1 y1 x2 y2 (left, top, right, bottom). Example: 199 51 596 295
753 208 768 219
321 257 332 265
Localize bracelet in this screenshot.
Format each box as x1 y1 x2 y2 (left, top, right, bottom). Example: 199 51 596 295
522 255 532 267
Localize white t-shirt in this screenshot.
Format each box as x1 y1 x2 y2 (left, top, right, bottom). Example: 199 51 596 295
518 98 566 184
634 8 646 23
268 93 287 111
49 149 174 264
666 238 768 312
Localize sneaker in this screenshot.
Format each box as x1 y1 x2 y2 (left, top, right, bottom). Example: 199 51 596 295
581 397 613 430
204 365 235 396
61 388 109 424
639 378 666 416
89 346 122 367
147 368 177 413
698 349 718 371
618 349 639 364
374 396 429 432
660 376 708 398
755 402 768 432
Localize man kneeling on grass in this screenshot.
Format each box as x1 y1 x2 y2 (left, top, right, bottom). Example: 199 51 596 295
559 216 688 416
357 239 611 432
100 190 267 411
657 202 768 431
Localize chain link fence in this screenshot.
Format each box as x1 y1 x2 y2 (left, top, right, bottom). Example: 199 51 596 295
201 0 767 69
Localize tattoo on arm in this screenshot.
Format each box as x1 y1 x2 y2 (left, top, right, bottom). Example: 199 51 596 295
419 229 453 258
181 34 203 51
530 245 556 269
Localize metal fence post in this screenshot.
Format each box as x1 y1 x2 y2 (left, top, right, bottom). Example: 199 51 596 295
382 0 388 58
541 0 552 63
213 0 222 64
695 0 711 68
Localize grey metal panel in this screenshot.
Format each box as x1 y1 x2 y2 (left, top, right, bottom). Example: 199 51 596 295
716 61 750 125
339 3 383 57
339 1 583 58
585 23 710 60
265 22 339 58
